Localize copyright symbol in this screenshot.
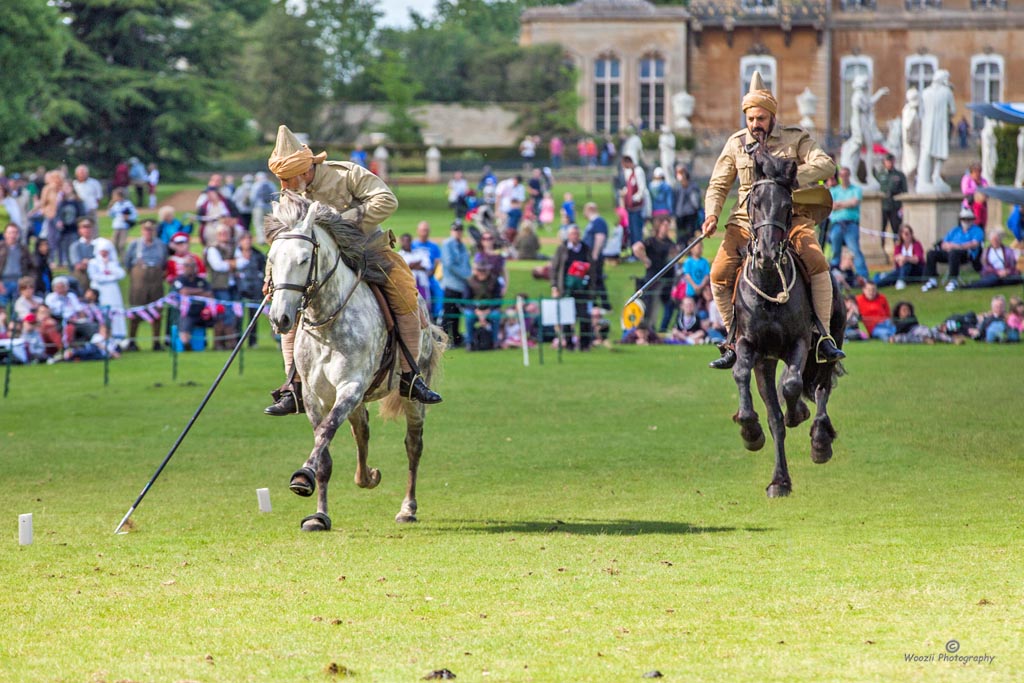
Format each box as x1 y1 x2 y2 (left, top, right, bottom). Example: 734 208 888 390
945 639 960 653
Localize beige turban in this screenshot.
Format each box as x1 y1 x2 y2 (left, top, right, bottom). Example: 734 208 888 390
741 70 778 116
267 125 327 180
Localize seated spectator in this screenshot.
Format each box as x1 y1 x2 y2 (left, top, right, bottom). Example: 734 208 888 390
64 287 105 346
621 325 662 345
13 276 42 321
921 207 984 292
967 190 988 230
1007 296 1024 335
874 224 924 290
831 249 865 293
16 313 48 363
499 308 526 349
56 322 121 363
669 296 706 345
843 295 865 341
166 232 206 282
512 223 541 260
964 228 1021 289
474 233 507 295
171 260 214 350
888 301 960 345
34 304 63 358
464 260 502 351
590 307 611 347
855 281 895 340
967 294 1019 343
699 287 727 344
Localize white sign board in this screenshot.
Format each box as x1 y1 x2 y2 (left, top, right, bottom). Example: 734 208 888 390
540 297 576 326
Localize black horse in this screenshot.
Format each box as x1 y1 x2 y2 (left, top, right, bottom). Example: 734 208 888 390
731 148 843 497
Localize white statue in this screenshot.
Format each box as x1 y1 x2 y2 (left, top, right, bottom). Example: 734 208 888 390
621 127 644 167
916 69 956 193
884 118 902 169
1016 128 1024 188
839 75 888 190
980 118 998 185
658 125 677 182
672 91 695 132
796 87 818 130
901 88 921 189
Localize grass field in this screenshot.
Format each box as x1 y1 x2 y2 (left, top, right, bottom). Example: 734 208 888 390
2 180 1021 682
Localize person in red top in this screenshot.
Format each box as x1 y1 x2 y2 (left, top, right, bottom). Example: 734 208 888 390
873 224 925 290
855 281 895 340
165 232 206 282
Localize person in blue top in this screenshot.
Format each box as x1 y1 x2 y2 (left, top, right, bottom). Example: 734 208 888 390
412 221 444 320
648 167 674 218
921 206 986 292
440 220 472 347
349 144 368 168
828 166 868 279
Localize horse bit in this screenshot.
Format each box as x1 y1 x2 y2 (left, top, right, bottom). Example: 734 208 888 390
743 178 797 305
272 229 359 329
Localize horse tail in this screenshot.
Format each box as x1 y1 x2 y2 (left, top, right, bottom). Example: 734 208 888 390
377 322 449 421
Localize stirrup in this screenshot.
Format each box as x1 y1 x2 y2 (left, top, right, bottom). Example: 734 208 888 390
815 334 845 364
400 371 442 404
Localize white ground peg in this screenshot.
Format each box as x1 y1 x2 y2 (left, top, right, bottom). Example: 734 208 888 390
19 513 33 546
256 488 272 513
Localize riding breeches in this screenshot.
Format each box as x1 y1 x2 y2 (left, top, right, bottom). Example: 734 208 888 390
709 215 829 291
379 250 421 316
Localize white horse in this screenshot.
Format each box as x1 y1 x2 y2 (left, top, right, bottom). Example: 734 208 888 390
266 193 445 531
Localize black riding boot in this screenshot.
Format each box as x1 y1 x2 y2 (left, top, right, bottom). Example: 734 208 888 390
264 381 303 416
817 335 846 363
709 342 737 370
400 371 442 404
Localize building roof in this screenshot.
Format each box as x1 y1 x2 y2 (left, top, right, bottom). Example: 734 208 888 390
521 0 690 23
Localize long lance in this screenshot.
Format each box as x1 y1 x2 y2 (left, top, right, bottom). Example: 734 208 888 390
623 233 705 308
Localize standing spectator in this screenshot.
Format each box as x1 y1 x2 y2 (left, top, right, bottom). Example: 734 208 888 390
128 157 148 207
477 165 497 191
855 281 895 340
828 166 868 279
447 171 468 214
875 154 908 256
519 135 537 168
412 221 444 320
249 172 276 243
576 137 588 165
0 185 25 232
397 232 431 304
921 206 985 292
204 224 239 349
966 190 988 230
960 162 987 200
874 224 924 289
146 163 160 208
112 159 130 194
648 167 673 219
32 239 53 295
55 182 85 268
232 174 254 232
124 220 168 351
956 117 970 149
156 206 189 246
527 168 545 218
561 192 576 226
681 239 710 301
107 188 138 256
170 260 213 351
37 170 63 249
197 186 236 245
69 218 95 294
620 155 647 254
87 238 127 341
581 202 609 310
233 232 266 347
549 136 564 169
72 165 104 225
440 221 472 347
965 228 1021 288
550 224 593 350
673 167 702 245
632 215 677 332
538 192 555 230
512 223 541 260
0 224 33 305
349 144 368 169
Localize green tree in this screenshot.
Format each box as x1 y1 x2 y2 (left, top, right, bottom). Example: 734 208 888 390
372 50 423 145
303 0 383 99
26 0 253 172
0 3 69 160
243 1 325 136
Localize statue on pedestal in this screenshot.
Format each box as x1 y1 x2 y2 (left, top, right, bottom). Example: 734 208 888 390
916 70 956 193
672 91 695 133
621 126 644 167
839 75 888 189
980 118 998 185
796 87 818 131
901 88 921 189
1016 128 1024 188
658 125 677 181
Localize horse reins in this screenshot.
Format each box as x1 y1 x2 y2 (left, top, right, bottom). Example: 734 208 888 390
272 229 362 329
744 177 797 305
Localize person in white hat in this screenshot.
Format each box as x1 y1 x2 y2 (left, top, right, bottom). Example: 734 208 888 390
262 125 441 414
701 71 843 369
920 206 986 292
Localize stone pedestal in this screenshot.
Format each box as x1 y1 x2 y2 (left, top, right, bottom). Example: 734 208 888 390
895 193 962 250
857 191 888 266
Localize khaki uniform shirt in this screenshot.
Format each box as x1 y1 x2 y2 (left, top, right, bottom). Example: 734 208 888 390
704 124 835 227
303 161 398 235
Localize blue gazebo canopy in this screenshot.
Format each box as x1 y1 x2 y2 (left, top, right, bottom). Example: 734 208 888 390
967 102 1024 126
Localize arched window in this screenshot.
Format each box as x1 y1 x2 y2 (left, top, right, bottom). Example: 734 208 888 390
840 56 873 133
905 55 938 93
639 54 666 131
594 54 621 134
971 54 1004 129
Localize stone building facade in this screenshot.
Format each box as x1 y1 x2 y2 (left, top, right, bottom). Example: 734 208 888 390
520 0 1024 142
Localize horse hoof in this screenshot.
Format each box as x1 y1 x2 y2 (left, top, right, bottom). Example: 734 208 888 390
785 401 811 428
395 512 418 523
356 468 381 489
766 483 792 498
300 512 332 532
743 432 766 451
810 443 833 464
289 467 316 497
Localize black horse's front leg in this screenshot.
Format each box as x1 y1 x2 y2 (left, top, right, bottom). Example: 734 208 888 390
754 358 791 497
732 338 765 451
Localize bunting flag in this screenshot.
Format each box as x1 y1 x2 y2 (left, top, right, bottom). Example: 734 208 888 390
123 295 269 321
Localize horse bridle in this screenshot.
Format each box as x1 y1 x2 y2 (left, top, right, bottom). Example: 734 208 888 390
743 177 797 304
272 228 352 328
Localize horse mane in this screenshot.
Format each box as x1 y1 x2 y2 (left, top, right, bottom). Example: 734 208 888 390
753 148 798 191
265 190 391 286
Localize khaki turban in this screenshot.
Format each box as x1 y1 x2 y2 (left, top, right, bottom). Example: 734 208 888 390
267 125 327 180
741 70 778 116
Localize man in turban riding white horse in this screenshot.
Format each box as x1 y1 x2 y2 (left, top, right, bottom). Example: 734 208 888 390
263 125 442 414
701 71 845 369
